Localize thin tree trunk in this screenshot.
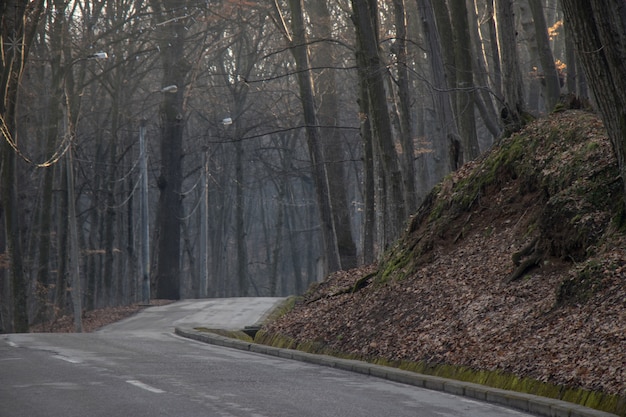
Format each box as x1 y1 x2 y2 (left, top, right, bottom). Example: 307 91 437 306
528 0 561 111
484 0 503 100
234 137 249 296
285 0 341 274
391 0 418 214
270 185 284 296
416 0 457 173
309 0 358 270
467 0 501 140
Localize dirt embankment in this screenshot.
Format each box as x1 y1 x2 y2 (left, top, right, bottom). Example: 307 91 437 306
262 111 626 409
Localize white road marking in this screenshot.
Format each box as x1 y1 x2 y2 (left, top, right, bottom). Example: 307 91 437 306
53 355 82 364
126 379 165 394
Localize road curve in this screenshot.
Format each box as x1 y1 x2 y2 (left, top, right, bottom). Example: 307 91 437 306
0 299 561 417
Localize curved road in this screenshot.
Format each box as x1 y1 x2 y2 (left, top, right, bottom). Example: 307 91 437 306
1 298 536 417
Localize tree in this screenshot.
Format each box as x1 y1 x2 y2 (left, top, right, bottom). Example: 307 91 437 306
560 0 626 202
351 0 407 248
390 0 419 214
1 0 45 332
308 0 358 270
150 0 191 300
528 0 561 111
272 0 341 275
449 0 480 160
495 0 526 130
416 0 458 172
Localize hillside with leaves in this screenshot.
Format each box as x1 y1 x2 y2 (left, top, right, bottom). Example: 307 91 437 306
261 111 626 412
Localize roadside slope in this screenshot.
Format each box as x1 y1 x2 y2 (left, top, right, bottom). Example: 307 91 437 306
261 111 626 414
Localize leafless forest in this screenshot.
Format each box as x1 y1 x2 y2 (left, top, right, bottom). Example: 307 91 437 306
2 0 615 332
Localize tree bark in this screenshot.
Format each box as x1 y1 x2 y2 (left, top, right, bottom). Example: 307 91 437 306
432 0 458 117
285 0 341 274
416 0 457 173
449 0 480 160
484 0 502 100
467 0 501 140
308 0 358 269
351 0 407 247
392 0 418 214
528 0 561 111
0 0 44 332
560 0 626 202
151 0 189 300
495 0 526 130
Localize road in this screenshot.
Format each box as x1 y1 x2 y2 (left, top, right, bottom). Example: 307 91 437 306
0 298 535 417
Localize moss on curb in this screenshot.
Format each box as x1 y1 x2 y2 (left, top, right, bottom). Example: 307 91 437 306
253 331 626 416
194 328 254 342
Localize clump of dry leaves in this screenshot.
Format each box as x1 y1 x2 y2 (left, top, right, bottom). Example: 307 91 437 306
31 299 173 333
264 111 626 398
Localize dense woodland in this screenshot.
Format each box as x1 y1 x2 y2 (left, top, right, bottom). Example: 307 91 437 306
1 0 626 333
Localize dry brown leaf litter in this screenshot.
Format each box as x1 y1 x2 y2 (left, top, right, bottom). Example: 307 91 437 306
264 111 626 397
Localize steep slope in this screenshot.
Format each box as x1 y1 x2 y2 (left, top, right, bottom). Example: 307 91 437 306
261 111 626 412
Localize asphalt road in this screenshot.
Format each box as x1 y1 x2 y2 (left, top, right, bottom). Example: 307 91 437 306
0 298 535 417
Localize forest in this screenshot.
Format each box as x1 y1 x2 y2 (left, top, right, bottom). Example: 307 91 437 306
2 0 626 333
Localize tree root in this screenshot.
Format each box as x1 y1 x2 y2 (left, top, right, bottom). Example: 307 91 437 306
507 237 542 282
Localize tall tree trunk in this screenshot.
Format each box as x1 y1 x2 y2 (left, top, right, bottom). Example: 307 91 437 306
35 4 65 321
234 137 249 296
56 160 69 314
495 0 526 131
0 0 44 332
528 0 561 111
416 0 457 173
432 0 458 118
283 0 341 274
309 0 358 270
449 0 480 160
151 0 189 300
351 0 407 247
467 0 501 140
392 0 418 214
270 182 285 297
560 0 626 201
355 48 377 264
484 0 503 100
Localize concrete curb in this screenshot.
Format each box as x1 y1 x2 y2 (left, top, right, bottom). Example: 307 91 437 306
175 327 619 417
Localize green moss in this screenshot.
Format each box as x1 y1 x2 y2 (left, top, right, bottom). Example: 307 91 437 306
379 249 412 282
613 197 626 231
556 259 605 305
194 327 254 342
253 331 625 416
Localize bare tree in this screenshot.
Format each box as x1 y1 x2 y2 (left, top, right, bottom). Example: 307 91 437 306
272 0 341 274
308 0 358 269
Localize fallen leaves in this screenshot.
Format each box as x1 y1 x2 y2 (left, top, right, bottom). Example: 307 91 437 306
264 111 626 397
